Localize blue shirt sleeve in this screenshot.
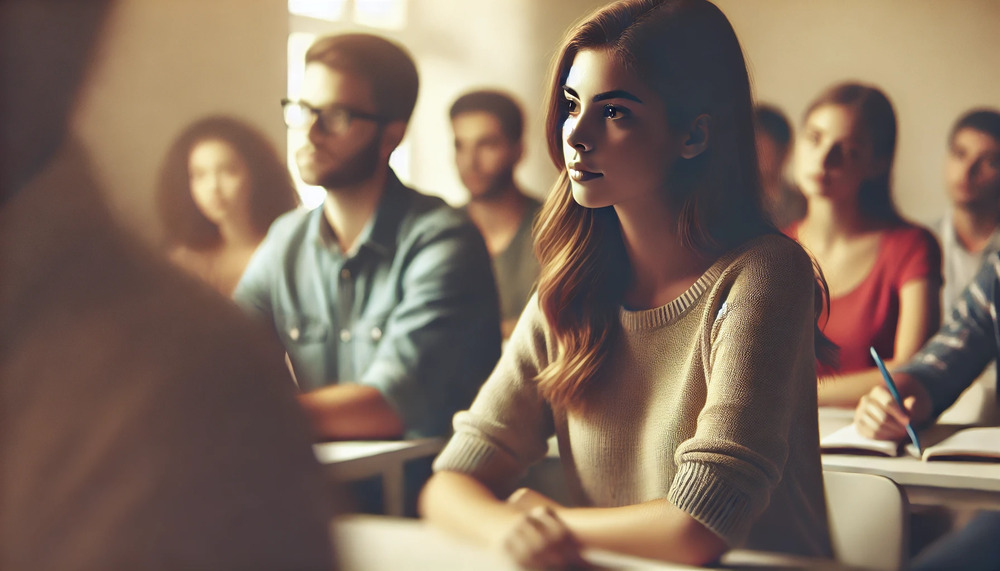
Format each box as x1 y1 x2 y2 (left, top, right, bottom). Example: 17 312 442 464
233 241 274 319
359 210 502 438
896 253 1000 418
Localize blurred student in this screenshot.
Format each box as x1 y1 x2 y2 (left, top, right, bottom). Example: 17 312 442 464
451 90 541 338
933 109 1000 425
787 82 942 407
234 34 500 441
937 110 1000 315
854 252 1000 571
420 0 834 567
0 1 333 568
755 104 806 230
156 116 299 296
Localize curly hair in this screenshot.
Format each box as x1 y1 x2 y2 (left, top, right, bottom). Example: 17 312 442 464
156 116 299 249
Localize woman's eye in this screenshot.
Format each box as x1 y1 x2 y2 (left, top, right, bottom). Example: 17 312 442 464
563 97 578 113
603 104 627 120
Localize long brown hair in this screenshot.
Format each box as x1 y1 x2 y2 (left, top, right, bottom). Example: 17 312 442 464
802 82 902 224
534 0 835 409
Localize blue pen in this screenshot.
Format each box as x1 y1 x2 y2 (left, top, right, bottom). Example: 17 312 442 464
869 346 922 455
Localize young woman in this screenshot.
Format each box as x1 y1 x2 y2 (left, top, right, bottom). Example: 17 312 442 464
420 0 835 567
156 116 299 295
788 83 942 407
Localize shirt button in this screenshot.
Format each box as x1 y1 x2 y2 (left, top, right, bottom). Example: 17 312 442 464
340 268 351 280
340 329 352 342
289 327 300 341
371 327 383 341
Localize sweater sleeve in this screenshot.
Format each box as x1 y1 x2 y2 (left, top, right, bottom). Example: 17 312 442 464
669 238 818 547
432 294 555 496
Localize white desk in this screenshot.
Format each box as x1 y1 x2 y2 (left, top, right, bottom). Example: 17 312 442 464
819 409 1000 509
314 438 445 516
333 515 853 570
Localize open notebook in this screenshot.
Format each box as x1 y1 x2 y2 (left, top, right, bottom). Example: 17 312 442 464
821 424 1000 461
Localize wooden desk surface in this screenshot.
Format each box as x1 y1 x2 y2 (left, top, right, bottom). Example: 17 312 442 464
333 515 854 570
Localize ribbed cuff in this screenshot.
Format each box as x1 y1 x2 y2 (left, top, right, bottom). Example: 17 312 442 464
433 431 499 474
668 461 756 547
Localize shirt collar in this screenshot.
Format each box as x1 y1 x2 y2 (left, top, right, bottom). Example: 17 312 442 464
313 169 408 259
941 210 1000 257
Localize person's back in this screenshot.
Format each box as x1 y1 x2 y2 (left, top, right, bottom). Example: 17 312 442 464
1 141 334 569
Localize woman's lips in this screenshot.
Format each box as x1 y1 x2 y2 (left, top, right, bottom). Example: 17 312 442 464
568 167 603 182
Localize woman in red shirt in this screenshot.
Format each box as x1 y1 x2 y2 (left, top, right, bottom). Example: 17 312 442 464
788 82 942 407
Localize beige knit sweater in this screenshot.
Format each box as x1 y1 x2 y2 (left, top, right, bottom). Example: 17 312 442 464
433 234 833 558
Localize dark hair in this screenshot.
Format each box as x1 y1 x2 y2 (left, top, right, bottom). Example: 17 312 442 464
533 0 834 408
449 90 525 143
950 108 1000 146
755 104 792 149
803 82 901 224
156 116 299 249
305 33 418 123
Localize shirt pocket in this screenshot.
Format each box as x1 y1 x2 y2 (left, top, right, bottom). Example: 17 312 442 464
352 310 390 372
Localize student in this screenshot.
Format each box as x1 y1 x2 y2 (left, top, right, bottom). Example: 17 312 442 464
755 104 806 230
933 109 1000 424
936 109 1000 317
0 1 333 568
450 90 542 338
786 82 942 407
234 34 501 441
156 116 300 296
854 252 1000 571
419 0 834 567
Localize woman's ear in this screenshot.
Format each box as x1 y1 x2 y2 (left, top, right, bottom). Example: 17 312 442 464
680 114 711 159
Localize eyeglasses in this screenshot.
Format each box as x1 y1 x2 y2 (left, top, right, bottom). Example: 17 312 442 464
281 98 384 135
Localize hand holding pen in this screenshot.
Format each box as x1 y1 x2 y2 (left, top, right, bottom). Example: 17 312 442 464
853 348 929 448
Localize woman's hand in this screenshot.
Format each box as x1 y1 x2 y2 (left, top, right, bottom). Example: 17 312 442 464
853 385 916 440
497 506 587 570
507 487 563 512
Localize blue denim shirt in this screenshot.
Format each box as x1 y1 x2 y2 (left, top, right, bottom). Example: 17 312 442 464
234 170 501 437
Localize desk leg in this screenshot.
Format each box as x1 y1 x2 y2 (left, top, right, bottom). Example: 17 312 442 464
383 464 404 516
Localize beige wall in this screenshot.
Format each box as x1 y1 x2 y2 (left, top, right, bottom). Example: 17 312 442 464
715 0 1000 226
72 0 999 240
73 0 288 241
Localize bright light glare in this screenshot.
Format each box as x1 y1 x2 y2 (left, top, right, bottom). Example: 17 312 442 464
354 0 407 30
288 0 346 21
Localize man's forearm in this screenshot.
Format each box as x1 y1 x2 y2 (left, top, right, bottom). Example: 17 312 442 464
297 384 404 440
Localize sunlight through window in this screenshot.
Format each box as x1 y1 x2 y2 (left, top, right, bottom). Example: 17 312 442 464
288 0 347 22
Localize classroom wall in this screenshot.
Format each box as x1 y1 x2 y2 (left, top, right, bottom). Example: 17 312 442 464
715 0 1000 226
72 0 288 241
71 0 1000 241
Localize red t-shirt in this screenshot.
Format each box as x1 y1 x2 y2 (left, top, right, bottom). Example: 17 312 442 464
788 224 942 374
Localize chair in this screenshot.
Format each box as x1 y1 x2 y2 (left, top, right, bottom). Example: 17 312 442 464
824 470 910 571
